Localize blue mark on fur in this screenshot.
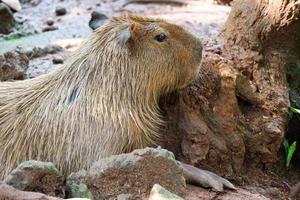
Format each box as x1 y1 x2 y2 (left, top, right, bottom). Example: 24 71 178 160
68 87 79 103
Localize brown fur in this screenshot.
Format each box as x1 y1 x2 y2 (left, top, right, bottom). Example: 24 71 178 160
0 15 202 178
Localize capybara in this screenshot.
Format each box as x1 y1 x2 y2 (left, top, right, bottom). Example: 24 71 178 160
0 15 234 191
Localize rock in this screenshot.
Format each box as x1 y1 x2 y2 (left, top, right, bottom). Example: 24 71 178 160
4 160 65 198
0 50 28 81
117 194 132 200
52 56 64 64
0 182 62 200
2 0 21 11
25 45 64 58
184 185 270 200
246 186 281 200
67 147 186 199
29 46 46 58
0 3 16 34
214 0 233 5
42 25 58 32
149 184 184 200
290 182 300 200
55 6 66 16
46 18 54 26
66 171 93 199
44 44 64 54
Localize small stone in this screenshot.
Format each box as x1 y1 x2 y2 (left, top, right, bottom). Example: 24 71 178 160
4 160 65 198
42 25 58 32
149 184 184 200
52 56 64 64
30 46 47 58
23 48 34 58
117 194 132 200
66 182 93 199
43 44 64 54
46 18 54 26
0 50 28 81
55 6 66 16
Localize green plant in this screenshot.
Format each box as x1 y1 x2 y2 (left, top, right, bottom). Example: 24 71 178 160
291 106 300 114
283 139 297 168
283 106 299 168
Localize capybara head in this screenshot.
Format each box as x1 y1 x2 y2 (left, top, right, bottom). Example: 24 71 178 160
87 15 202 97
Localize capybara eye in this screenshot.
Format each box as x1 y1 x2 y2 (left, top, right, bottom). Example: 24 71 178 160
155 34 167 42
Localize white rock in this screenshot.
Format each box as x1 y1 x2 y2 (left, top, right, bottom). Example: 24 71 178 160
1 0 21 11
149 184 184 200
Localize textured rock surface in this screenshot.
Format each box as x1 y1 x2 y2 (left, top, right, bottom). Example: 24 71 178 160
0 50 29 81
149 184 184 200
67 147 186 199
184 185 270 200
0 3 16 34
4 160 65 198
0 182 62 200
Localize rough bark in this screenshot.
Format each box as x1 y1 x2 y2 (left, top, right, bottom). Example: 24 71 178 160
162 0 300 178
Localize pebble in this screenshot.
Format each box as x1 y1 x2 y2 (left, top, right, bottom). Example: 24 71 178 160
55 6 66 16
42 25 58 32
46 18 54 26
52 56 64 64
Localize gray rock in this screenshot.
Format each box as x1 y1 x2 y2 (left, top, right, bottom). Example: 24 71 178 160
66 170 93 199
24 46 45 58
42 25 58 32
2 0 22 11
149 184 184 200
0 182 62 200
4 160 65 198
46 18 54 26
55 6 66 16
67 147 186 200
0 50 28 81
0 3 16 34
52 56 64 64
43 44 63 54
117 193 132 200
24 44 63 59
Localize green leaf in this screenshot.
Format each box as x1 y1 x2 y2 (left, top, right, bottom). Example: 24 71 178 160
283 138 289 157
286 141 297 168
290 107 300 114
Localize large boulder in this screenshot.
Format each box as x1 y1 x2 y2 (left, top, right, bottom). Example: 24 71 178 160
66 147 186 199
0 182 62 200
4 160 65 198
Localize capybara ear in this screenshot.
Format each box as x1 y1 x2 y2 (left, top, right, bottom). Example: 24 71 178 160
130 23 137 33
89 11 108 30
117 23 139 47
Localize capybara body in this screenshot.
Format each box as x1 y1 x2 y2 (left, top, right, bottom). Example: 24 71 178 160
0 15 202 178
